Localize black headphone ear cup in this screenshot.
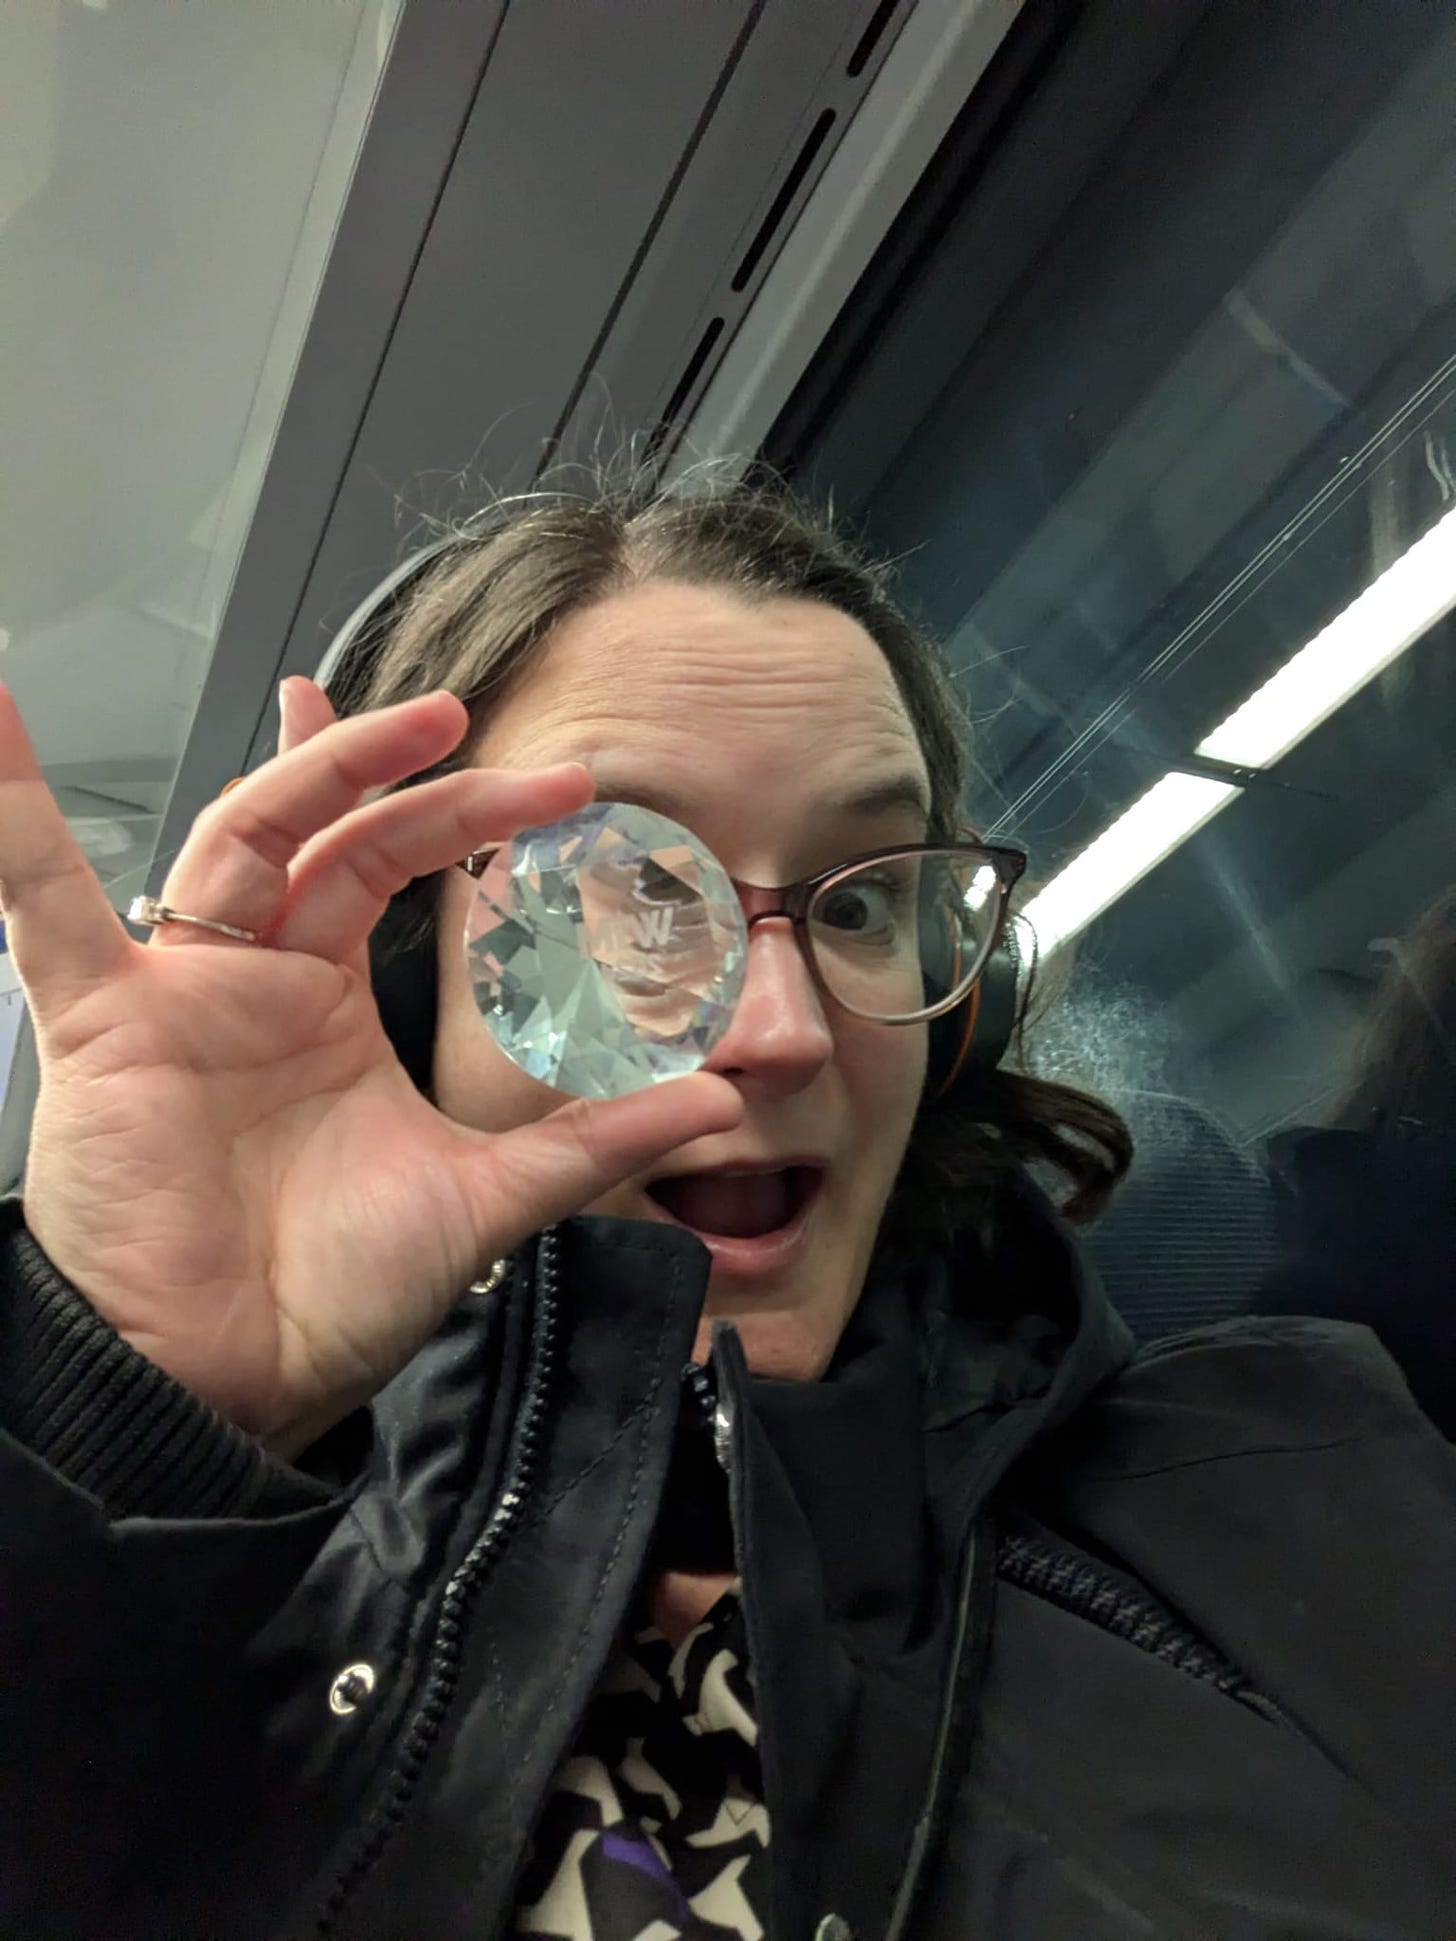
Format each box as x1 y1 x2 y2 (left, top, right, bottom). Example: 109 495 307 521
923 934 1022 1105
925 994 977 1105
370 920 440 1100
971 936 1020 1073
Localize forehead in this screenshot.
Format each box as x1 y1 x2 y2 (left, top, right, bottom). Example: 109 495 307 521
472 582 928 814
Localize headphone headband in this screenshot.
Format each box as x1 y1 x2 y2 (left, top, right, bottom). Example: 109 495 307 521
314 536 462 704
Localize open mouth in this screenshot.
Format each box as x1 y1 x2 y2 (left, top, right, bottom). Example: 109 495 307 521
645 1164 823 1242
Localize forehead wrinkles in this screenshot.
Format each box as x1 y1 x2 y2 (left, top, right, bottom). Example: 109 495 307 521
511 593 921 742
508 674 924 799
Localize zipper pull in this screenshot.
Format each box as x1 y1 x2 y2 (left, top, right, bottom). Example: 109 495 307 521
682 1361 734 1474
708 1318 752 1476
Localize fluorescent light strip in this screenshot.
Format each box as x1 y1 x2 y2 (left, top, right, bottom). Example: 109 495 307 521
1197 500 1456 767
1021 773 1237 953
1021 502 1456 956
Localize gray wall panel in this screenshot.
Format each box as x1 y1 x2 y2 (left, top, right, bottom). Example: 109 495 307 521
153 0 508 865
277 0 760 709
167 0 934 814
560 0 912 467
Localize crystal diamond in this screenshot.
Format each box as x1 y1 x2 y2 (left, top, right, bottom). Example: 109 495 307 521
464 802 748 1098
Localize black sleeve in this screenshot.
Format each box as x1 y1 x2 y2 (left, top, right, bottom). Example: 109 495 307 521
0 1194 358 1518
0 1198 392 1937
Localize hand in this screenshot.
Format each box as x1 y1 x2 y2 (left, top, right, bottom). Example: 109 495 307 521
1 678 741 1450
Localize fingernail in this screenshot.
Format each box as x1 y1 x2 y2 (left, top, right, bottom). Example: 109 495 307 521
278 679 295 744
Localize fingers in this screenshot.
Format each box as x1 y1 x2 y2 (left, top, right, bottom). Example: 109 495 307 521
0 684 131 1009
273 678 378 983
271 762 597 962
152 691 472 951
277 677 338 754
463 1073 745 1254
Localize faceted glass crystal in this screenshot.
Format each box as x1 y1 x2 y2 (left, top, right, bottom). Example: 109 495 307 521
464 802 748 1098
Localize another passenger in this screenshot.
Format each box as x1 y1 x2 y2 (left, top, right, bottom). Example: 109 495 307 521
1257 887 1456 1438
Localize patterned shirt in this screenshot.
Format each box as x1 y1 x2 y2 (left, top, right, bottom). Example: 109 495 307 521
514 1586 770 1941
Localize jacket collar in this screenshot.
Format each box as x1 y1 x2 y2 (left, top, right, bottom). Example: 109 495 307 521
920 1171 1134 1540
701 1172 1132 1941
718 1169 1133 1617
355 1178 1130 1941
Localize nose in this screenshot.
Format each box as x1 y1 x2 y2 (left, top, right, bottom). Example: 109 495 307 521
705 912 834 1097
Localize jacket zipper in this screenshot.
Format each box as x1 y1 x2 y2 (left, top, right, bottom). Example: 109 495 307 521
996 1529 1314 1742
883 1517 994 1941
706 1325 996 1941
312 1231 563 1937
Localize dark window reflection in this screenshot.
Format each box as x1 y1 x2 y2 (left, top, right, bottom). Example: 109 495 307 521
774 0 1455 1386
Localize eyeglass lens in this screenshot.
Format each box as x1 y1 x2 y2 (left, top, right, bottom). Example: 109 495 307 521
807 851 1003 1021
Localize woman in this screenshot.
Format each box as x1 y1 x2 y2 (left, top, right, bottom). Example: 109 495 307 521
3 476 1455 1940
1256 888 1456 1439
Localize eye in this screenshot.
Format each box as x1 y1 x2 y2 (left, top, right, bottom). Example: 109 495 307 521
813 869 912 942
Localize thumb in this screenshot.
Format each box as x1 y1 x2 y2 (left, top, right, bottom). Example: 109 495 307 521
456 1073 744 1257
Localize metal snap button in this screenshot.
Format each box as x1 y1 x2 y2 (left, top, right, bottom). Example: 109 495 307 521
815 1917 853 1941
328 1662 376 1716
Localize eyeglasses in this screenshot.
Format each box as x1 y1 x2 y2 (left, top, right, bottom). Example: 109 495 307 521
460 827 1027 1027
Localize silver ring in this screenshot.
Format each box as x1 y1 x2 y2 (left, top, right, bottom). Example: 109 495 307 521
126 895 261 945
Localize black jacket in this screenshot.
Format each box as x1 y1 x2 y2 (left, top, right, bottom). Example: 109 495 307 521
3 1181 1456 1941
1255 1125 1456 1441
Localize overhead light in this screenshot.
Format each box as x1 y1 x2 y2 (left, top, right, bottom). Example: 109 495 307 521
69 817 135 863
1021 773 1237 955
1022 501 1456 956
1197 501 1456 767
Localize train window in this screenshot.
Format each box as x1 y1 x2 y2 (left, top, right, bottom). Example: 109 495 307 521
0 0 400 915
773 0 1455 1343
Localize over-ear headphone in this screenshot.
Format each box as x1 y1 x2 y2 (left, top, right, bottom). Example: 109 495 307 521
314 534 1024 1111
926 916 1022 1104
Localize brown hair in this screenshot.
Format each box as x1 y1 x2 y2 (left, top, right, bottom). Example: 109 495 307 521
1333 887 1456 1135
340 464 1131 1257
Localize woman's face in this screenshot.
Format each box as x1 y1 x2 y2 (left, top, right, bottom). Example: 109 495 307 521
433 581 931 1379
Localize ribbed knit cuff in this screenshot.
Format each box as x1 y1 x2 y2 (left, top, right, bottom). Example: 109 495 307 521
0 1198 336 1521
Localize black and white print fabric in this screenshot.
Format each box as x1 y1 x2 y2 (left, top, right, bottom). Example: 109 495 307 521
515 1585 770 1941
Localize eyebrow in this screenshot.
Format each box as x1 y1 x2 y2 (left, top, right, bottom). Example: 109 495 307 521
591 773 932 825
